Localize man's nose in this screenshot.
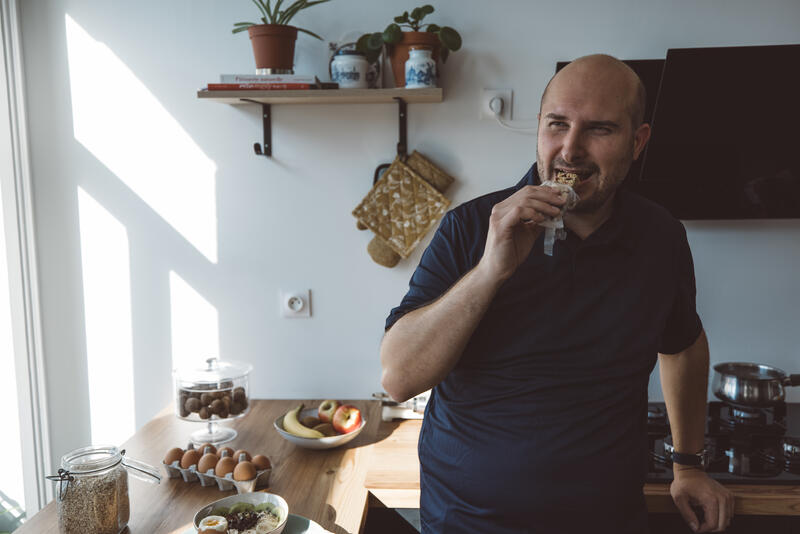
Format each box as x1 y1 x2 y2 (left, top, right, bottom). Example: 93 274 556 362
561 128 586 163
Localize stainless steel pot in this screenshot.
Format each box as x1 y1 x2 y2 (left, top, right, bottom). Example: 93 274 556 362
712 362 800 407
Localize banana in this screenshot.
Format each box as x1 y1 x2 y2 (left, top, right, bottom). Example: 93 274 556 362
282 404 324 439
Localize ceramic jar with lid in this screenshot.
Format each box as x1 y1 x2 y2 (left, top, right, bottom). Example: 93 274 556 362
331 49 369 89
405 47 437 88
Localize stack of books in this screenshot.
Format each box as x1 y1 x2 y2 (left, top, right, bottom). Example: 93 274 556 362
204 74 338 91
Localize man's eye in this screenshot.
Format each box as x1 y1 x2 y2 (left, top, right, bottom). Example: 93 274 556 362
591 126 612 134
549 121 567 128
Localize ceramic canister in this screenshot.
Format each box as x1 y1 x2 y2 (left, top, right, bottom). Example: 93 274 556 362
331 50 368 89
405 47 437 88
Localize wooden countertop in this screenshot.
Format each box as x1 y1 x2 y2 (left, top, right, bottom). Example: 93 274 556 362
21 401 800 533
18 400 381 534
364 419 800 516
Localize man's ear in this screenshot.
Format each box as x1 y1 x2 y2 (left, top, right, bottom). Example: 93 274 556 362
632 123 651 161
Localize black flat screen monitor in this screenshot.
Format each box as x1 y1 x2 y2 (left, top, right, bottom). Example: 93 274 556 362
633 44 800 219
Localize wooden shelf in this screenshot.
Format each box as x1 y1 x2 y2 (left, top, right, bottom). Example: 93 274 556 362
197 87 443 105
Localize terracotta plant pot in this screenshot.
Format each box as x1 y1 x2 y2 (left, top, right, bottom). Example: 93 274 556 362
388 31 441 88
247 24 298 71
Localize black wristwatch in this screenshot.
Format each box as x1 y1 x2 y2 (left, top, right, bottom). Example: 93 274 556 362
672 449 707 468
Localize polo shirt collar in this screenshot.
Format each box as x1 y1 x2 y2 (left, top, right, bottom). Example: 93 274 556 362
522 163 637 253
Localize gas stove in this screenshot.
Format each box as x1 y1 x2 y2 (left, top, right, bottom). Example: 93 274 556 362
646 401 800 484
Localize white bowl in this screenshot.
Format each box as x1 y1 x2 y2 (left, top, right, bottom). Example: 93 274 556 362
193 492 288 534
274 407 366 450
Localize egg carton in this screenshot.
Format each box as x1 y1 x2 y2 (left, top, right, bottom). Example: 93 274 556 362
161 460 272 494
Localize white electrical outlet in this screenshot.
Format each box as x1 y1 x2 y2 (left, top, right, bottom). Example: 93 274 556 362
279 289 311 318
481 88 513 121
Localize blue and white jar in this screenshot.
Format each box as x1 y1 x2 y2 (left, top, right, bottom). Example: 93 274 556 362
331 50 368 89
405 48 437 89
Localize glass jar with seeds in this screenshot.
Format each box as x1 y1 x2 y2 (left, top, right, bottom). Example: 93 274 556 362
47 445 160 534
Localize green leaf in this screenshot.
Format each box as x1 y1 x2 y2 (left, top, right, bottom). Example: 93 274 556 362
367 32 384 50
382 23 403 45
425 23 440 33
264 0 274 21
250 0 268 20
232 24 254 34
422 4 434 14
278 0 305 24
279 0 328 25
440 46 450 63
271 0 285 22
394 16 406 23
356 34 372 54
438 26 461 51
233 22 254 26
295 26 324 40
410 7 422 20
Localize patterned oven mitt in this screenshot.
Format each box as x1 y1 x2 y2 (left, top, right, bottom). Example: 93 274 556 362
353 151 453 267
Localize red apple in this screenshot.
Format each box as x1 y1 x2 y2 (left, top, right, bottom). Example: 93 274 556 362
332 405 362 434
318 399 341 423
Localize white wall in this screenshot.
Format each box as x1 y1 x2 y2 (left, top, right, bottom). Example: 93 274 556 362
18 0 800 470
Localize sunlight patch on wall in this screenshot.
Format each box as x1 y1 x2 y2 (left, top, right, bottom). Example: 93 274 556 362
78 187 135 446
65 14 218 263
169 271 219 374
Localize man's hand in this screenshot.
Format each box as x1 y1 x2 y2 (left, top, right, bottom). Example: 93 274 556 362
670 468 734 532
478 185 565 282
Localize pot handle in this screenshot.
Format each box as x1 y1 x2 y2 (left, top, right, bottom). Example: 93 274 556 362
786 374 800 387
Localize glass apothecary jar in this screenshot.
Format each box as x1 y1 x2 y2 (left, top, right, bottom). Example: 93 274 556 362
173 357 253 444
47 446 160 534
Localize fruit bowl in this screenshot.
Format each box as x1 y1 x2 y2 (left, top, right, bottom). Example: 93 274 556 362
193 491 288 534
274 408 366 450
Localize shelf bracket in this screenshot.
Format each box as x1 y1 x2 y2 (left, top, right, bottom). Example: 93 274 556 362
239 95 407 163
373 97 409 184
395 96 407 160
240 99 272 157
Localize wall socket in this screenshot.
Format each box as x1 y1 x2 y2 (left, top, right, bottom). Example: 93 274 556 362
480 88 513 121
279 289 311 318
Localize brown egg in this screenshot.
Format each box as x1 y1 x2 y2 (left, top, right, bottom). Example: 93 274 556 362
197 452 219 474
180 449 201 469
215 456 237 477
233 460 257 481
233 449 252 462
164 447 183 465
198 443 217 455
218 446 234 458
252 455 271 471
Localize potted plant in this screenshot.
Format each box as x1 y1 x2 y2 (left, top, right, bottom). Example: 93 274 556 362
233 0 331 72
356 5 462 87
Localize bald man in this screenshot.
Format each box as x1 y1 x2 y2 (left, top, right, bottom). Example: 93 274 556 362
381 55 733 533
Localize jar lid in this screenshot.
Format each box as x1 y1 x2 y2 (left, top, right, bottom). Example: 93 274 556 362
335 49 365 57
174 357 252 385
61 445 121 472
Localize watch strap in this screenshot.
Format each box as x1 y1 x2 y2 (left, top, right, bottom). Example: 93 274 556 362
672 450 706 467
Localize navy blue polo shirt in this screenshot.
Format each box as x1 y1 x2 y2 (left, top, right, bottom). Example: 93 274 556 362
385 163 703 534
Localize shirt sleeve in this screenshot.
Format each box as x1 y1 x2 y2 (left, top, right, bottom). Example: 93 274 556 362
385 210 472 330
658 222 703 354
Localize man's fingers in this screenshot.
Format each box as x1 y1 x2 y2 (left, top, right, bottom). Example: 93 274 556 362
494 203 559 229
714 493 728 532
673 494 700 532
698 498 719 533
724 491 734 531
